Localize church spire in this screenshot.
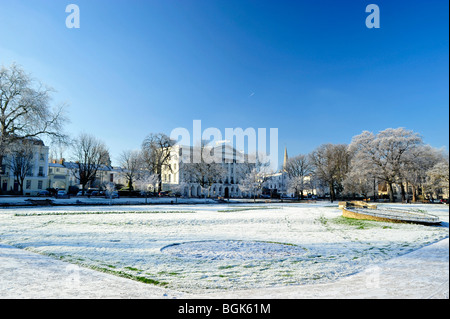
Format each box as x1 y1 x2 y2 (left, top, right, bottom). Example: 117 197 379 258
282 147 288 171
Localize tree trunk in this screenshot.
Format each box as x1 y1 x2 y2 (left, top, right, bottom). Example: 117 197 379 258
388 182 395 202
400 182 406 202
329 181 335 203
412 185 417 202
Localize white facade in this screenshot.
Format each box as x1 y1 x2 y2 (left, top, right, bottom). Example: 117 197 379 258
49 161 122 192
0 140 49 196
161 144 248 198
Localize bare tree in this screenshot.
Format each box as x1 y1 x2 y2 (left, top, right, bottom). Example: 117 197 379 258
284 154 313 200
141 133 175 192
70 134 109 195
5 141 34 194
118 150 142 192
0 63 68 170
310 144 351 202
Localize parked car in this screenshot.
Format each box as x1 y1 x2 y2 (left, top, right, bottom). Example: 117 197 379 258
105 191 119 199
76 191 83 196
37 190 50 197
57 191 66 196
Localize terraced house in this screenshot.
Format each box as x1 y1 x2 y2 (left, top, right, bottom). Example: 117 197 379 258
0 138 49 196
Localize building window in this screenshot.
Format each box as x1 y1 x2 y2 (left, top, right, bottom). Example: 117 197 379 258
38 181 43 190
26 180 32 189
40 153 45 161
38 167 44 177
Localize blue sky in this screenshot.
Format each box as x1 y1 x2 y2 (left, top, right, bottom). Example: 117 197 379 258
0 0 448 168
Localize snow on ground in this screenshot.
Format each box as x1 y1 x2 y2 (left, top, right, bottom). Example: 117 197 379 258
0 201 448 298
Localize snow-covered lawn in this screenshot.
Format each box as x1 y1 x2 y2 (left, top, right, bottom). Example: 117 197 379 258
0 202 448 295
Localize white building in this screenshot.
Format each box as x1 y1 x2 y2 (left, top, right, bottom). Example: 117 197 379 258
0 138 49 196
48 160 124 193
161 143 249 198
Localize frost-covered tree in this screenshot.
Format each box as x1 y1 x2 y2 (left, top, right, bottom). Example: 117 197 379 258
135 172 159 192
343 167 374 200
238 153 271 201
425 157 449 200
135 171 159 203
349 128 423 202
170 181 190 203
239 168 266 202
103 181 116 205
170 181 189 197
401 145 443 202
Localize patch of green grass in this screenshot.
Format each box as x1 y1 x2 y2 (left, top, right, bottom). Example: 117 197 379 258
134 276 166 285
331 216 377 229
20 248 168 287
218 265 236 270
124 266 143 272
90 266 168 286
158 271 180 276
262 241 298 247
14 211 195 217
317 215 328 226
